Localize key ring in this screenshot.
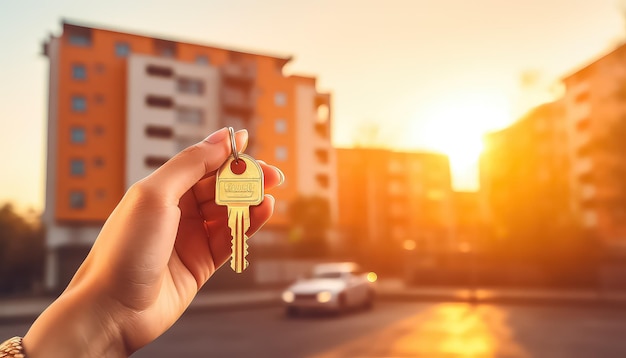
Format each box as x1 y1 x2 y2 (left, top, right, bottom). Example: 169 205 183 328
228 127 240 162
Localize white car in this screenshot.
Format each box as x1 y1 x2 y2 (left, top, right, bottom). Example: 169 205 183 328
281 262 377 316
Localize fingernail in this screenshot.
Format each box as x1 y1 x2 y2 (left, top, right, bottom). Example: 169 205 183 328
205 127 228 144
275 167 285 186
236 129 249 152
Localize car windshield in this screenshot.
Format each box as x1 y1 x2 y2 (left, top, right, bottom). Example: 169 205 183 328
313 271 343 279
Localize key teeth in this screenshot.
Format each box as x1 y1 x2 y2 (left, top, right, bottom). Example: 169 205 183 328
230 236 250 273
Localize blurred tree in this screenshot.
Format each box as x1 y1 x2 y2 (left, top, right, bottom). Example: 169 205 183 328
288 196 331 257
0 203 45 295
353 121 385 148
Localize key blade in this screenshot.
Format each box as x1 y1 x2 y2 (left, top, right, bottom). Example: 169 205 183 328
229 206 250 273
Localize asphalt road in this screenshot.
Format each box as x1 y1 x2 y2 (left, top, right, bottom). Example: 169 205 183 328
4 302 626 357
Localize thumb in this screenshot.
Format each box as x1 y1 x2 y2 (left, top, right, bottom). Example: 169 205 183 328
143 127 248 202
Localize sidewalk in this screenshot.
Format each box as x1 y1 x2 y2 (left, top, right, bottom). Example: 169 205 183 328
3 279 626 323
377 279 626 306
0 289 282 323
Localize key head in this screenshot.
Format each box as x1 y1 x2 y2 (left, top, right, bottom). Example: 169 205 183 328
215 153 264 206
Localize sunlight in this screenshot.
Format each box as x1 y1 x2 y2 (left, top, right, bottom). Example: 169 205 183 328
410 91 512 189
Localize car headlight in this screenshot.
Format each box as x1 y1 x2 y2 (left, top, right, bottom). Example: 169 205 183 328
316 291 332 303
282 291 295 303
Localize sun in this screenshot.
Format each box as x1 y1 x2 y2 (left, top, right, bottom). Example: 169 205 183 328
410 92 512 190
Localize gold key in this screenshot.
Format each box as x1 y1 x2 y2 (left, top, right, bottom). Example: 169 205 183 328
215 129 264 273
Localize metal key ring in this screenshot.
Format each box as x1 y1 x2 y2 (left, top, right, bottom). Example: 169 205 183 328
228 127 240 162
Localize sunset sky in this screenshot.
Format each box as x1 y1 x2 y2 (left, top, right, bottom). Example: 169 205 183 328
0 0 625 210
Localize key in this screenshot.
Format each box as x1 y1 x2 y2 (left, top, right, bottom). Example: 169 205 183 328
215 153 264 273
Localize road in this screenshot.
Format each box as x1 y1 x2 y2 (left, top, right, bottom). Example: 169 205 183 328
3 302 626 357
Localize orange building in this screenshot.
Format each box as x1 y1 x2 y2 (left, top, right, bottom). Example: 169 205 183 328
336 148 454 275
42 20 336 290
480 101 575 257
562 44 626 251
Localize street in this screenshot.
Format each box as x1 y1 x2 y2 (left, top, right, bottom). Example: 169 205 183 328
3 302 626 357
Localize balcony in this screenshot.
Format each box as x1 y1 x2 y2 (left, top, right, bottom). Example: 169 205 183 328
314 122 329 138
315 149 329 164
580 184 596 200
221 63 256 86
221 90 254 116
574 157 593 174
578 170 594 183
576 117 591 132
315 174 329 188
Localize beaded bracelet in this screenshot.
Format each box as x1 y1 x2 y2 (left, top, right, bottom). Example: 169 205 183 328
0 337 26 358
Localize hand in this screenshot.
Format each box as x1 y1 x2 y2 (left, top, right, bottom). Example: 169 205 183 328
23 128 284 357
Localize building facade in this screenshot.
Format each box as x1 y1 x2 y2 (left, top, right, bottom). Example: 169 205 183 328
42 20 336 290
480 101 577 261
336 148 454 274
562 44 626 251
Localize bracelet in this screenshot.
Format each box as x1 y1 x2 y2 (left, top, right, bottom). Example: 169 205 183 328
0 337 26 358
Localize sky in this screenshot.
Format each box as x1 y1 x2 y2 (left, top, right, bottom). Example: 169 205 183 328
0 0 625 211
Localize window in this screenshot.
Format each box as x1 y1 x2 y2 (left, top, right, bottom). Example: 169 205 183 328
576 117 590 131
427 190 445 201
223 116 244 129
177 77 204 95
275 200 288 214
161 48 174 57
115 42 130 57
70 127 86 144
176 137 199 152
275 119 287 133
145 125 173 139
69 191 85 209
69 34 90 47
96 189 106 199
72 64 86 80
93 157 105 167
72 96 87 112
176 107 204 125
154 39 177 58
274 92 287 106
275 146 287 161
70 159 85 176
575 91 589 103
146 95 174 108
146 65 173 78
388 160 402 174
195 55 209 65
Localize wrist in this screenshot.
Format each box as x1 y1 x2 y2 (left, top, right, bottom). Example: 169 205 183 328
23 283 128 358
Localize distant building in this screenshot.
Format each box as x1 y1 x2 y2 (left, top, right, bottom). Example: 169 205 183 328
562 44 626 250
42 20 336 290
480 100 574 256
336 148 454 274
452 191 486 253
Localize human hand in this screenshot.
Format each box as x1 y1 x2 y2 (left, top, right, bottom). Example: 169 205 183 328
23 128 284 357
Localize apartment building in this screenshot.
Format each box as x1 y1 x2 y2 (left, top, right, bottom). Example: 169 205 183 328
480 101 574 258
42 20 336 290
336 148 454 274
562 44 626 250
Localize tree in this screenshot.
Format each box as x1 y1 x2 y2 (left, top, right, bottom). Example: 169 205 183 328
0 203 45 295
288 196 331 257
